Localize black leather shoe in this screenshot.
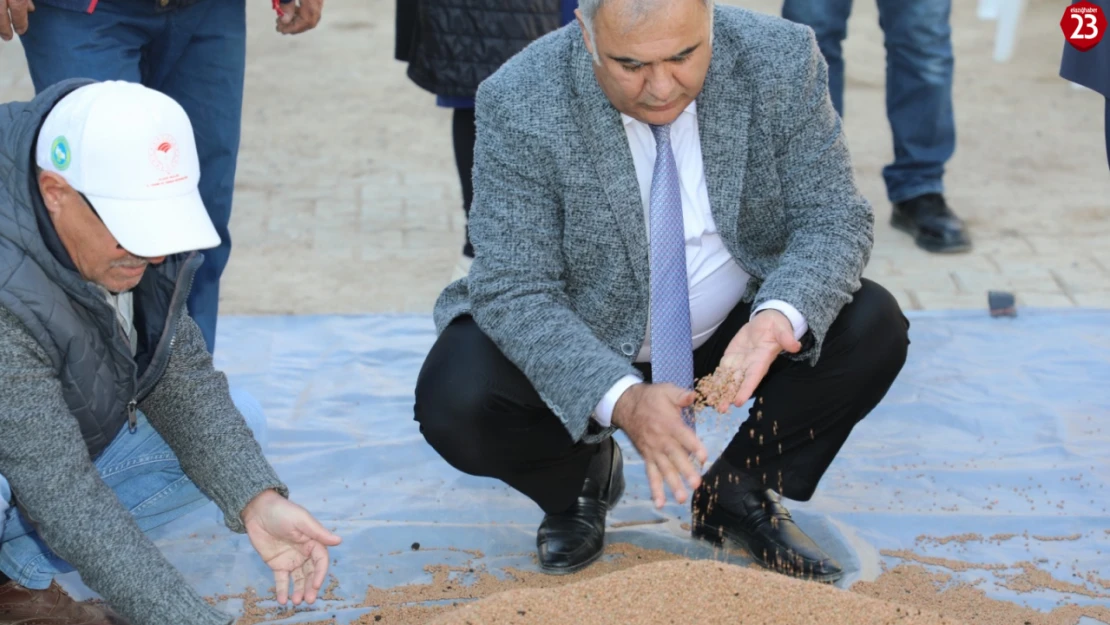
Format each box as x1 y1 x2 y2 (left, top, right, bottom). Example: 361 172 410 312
891 193 971 253
536 438 624 574
690 459 843 583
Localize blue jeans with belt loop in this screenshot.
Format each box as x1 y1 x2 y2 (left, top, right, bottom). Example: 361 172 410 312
0 387 268 589
19 0 247 354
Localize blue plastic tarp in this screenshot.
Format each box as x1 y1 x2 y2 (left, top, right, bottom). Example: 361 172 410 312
54 308 1110 622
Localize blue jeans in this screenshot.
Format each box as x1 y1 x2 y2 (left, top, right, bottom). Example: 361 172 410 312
19 0 247 353
782 0 955 204
0 388 268 590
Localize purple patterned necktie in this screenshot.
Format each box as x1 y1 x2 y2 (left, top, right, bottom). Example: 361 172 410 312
648 123 695 430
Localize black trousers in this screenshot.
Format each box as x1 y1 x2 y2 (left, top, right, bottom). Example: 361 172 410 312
451 107 476 258
414 279 910 515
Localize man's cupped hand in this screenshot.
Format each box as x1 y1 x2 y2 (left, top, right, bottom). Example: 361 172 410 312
715 309 801 412
242 490 342 606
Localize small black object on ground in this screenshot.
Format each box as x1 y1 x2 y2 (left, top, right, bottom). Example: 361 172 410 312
989 291 1017 317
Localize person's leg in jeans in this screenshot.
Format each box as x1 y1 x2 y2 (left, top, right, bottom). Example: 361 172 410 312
0 387 268 588
781 0 854 118
876 0 955 203
18 1 148 94
879 0 970 253
144 0 248 354
0 476 8 545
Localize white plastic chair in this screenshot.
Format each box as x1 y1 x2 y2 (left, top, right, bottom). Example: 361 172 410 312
978 0 1028 63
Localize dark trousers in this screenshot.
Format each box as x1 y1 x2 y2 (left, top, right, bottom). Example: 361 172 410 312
414 279 910 515
20 0 247 354
451 108 477 258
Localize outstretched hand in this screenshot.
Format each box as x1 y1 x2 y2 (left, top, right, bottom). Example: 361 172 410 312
242 490 342 606
716 310 800 412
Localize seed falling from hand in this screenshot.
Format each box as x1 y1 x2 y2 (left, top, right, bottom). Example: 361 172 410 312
692 365 744 413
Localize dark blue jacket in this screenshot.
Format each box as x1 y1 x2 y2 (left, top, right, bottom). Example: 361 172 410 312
1060 0 1110 97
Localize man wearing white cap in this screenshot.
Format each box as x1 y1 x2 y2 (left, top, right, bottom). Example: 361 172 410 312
0 79 339 624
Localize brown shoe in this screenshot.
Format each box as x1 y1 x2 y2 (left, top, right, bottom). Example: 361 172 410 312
0 580 129 624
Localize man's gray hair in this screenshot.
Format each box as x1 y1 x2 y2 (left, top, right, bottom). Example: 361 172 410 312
578 0 715 63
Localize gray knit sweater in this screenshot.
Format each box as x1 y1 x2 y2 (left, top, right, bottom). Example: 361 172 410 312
0 305 287 625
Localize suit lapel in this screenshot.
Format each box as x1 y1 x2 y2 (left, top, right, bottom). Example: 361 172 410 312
696 36 751 260
572 43 650 291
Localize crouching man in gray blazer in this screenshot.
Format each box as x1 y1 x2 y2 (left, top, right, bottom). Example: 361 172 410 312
414 0 910 582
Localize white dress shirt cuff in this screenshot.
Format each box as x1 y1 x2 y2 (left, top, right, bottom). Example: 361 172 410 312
752 300 809 341
593 374 642 428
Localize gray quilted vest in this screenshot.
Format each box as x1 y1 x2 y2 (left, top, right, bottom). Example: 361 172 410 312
0 78 201 459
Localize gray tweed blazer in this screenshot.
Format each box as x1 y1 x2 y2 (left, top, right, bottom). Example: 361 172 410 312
432 4 874 443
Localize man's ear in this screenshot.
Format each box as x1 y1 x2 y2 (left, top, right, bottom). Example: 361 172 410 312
575 9 596 57
37 170 70 218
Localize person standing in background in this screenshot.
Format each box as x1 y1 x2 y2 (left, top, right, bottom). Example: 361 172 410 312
395 0 576 280
1060 0 1110 169
2 0 325 354
781 0 972 254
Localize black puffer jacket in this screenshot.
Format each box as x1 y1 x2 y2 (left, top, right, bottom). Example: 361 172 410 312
395 0 563 99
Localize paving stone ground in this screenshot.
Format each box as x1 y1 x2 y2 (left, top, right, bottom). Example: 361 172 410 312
2 0 1108 317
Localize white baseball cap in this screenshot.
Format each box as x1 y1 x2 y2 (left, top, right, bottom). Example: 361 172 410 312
35 81 220 258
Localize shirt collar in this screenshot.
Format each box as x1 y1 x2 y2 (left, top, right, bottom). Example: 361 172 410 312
620 100 697 126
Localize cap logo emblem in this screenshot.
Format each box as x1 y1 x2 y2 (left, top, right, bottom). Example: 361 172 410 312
50 136 71 171
149 134 180 174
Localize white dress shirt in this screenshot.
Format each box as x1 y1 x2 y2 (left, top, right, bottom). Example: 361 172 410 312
592 101 807 427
